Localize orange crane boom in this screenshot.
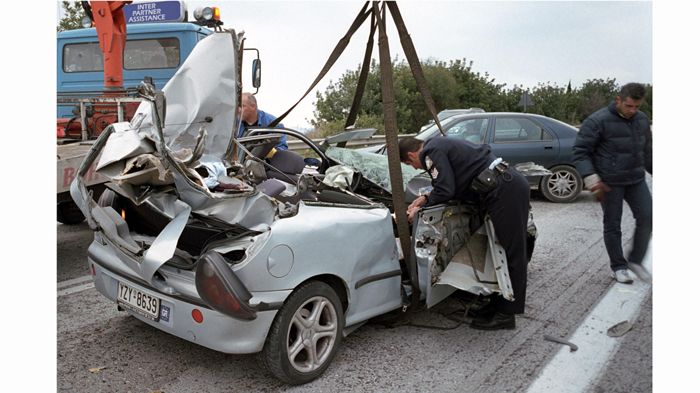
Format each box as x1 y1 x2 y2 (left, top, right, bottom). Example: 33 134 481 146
86 1 131 90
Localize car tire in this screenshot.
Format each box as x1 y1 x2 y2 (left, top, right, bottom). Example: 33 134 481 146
540 165 582 203
57 201 85 225
261 281 344 385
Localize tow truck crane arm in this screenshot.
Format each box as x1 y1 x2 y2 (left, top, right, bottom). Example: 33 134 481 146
82 1 131 90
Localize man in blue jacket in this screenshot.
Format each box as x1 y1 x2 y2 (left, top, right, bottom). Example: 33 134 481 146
400 136 530 330
572 83 652 284
237 92 288 150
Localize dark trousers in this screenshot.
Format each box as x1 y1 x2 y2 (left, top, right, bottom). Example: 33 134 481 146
601 180 653 271
483 168 531 315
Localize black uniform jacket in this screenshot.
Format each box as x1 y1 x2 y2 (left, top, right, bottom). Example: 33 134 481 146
572 102 652 186
419 136 495 206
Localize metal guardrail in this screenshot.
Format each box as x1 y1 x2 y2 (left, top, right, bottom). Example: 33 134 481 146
287 133 416 152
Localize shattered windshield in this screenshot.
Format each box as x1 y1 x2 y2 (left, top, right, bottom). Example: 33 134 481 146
325 146 425 193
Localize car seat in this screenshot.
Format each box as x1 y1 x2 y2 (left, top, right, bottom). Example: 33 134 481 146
266 149 306 184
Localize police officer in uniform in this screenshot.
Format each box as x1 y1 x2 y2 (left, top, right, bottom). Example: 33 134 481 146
399 136 530 330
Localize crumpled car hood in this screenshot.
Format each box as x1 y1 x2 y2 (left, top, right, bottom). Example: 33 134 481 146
126 31 239 164
70 30 279 286
72 30 277 233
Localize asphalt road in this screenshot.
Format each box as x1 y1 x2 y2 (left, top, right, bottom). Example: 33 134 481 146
56 190 652 392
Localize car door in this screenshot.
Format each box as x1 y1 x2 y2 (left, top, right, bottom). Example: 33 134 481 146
413 204 514 308
487 116 560 168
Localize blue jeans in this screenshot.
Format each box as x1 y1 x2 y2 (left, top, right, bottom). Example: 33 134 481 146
601 180 652 271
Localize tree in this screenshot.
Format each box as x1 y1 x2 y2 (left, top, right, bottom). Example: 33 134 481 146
576 78 618 122
57 1 86 32
530 82 569 120
310 59 652 134
312 58 509 136
447 59 508 112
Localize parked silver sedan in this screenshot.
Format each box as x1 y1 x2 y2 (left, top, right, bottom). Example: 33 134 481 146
71 31 532 385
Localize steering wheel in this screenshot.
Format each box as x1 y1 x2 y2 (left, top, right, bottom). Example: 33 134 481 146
348 170 362 192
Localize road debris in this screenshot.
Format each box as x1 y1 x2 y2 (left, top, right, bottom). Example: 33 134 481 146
607 320 633 337
544 334 579 352
88 366 107 374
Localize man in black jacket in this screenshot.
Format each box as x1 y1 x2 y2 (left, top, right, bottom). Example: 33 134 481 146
399 136 530 330
572 82 653 284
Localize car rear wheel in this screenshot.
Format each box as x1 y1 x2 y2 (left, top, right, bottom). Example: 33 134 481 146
540 165 582 203
261 281 344 385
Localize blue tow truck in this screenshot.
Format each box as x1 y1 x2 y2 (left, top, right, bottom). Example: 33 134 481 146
57 1 224 224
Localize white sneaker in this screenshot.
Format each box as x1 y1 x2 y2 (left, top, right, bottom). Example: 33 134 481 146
613 269 633 284
628 263 651 283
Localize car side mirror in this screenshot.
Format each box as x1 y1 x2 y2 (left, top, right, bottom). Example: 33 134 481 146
252 59 261 89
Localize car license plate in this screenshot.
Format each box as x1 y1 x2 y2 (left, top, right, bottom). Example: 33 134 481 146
117 282 161 321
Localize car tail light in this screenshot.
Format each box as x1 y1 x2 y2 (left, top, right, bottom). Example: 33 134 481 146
195 251 257 321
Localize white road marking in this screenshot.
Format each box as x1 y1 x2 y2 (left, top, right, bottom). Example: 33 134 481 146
57 282 95 297
57 275 93 290
526 244 652 393
57 275 95 297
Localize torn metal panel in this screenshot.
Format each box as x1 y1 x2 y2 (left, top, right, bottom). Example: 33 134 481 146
129 31 239 164
70 123 118 229
95 123 156 173
513 162 552 177
189 194 278 233
482 216 514 301
112 154 173 186
91 206 141 254
435 218 514 301
141 200 191 286
138 191 188 219
414 204 514 308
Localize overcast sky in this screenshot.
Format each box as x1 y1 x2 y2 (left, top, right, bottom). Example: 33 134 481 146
181 0 653 129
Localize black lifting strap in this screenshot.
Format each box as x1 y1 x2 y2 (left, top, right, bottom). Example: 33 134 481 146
374 1 420 306
386 1 445 136
344 10 377 131
268 2 372 128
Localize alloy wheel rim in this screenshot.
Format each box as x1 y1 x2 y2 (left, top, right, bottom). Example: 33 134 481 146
286 296 338 373
547 171 577 198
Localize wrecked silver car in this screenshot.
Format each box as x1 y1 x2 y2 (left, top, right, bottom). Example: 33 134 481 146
71 31 536 385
